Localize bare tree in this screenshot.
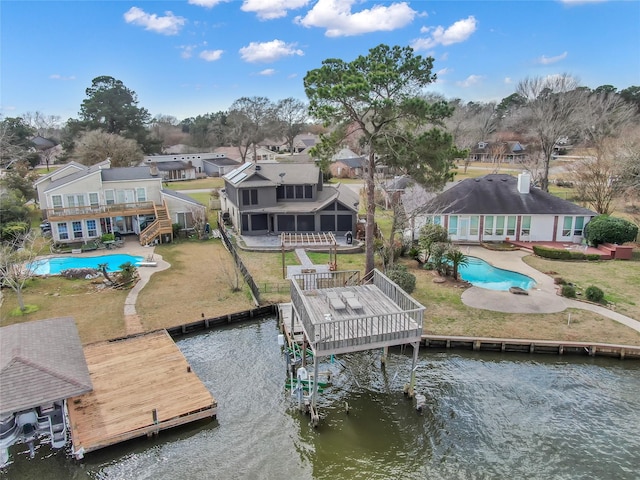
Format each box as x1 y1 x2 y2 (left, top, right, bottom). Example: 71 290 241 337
227 97 276 163
217 252 242 292
0 232 41 312
187 205 208 239
569 153 622 214
512 74 584 191
274 97 308 154
72 130 143 167
22 111 62 138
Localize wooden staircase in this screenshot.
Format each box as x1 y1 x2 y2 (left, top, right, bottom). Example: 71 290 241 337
139 202 173 246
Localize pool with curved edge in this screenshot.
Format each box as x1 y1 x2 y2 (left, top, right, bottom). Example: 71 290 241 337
458 256 536 291
30 254 145 275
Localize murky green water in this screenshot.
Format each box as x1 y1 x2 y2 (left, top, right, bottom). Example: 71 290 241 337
3 317 639 479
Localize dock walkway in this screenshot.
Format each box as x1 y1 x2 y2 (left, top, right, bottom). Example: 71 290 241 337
67 330 216 455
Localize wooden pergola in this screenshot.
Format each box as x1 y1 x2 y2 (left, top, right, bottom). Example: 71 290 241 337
280 232 338 279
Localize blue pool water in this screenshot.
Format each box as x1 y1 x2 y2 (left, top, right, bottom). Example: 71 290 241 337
458 256 535 291
31 254 145 275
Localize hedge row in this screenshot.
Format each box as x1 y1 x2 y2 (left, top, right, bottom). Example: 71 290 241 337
532 245 600 261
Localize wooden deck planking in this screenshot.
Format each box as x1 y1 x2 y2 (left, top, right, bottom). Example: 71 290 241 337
68 330 216 453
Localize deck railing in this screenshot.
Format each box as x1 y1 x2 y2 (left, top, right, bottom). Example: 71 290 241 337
45 201 156 220
290 269 424 355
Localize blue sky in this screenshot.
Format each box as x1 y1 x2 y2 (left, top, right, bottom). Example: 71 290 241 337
2 0 639 122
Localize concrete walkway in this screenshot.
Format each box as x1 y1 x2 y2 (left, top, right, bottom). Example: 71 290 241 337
461 246 640 333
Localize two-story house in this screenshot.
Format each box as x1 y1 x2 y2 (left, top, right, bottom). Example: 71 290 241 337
220 162 358 236
35 160 205 245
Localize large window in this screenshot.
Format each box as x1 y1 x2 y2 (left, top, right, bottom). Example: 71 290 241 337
495 216 505 236
278 215 295 231
52 195 63 209
320 215 335 231
57 223 69 240
574 216 585 236
136 188 146 202
89 192 99 208
521 216 531 236
448 215 458 235
506 216 516 236
242 189 258 206
304 185 312 199
105 190 115 205
251 214 268 231
562 216 573 236
66 194 85 208
484 216 494 235
72 221 83 239
86 220 97 237
297 215 315 231
337 215 352 231
470 216 479 236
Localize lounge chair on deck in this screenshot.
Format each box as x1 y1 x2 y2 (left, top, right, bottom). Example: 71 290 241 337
341 291 363 310
326 291 346 311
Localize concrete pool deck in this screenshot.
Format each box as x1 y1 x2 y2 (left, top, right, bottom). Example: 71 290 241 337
461 246 640 333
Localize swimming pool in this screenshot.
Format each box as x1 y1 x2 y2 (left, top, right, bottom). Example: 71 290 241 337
31 254 145 275
458 256 536 291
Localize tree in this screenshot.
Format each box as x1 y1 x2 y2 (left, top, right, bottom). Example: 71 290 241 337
512 75 584 192
444 247 468 281
78 76 159 153
227 97 276 163
274 97 308 154
1 163 38 201
385 264 416 294
0 231 41 312
305 44 451 275
72 130 143 167
569 155 621 214
0 116 35 168
417 223 449 264
584 215 638 246
0 190 30 228
619 86 640 112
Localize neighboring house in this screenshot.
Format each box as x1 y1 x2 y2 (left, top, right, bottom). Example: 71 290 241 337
329 148 365 179
35 160 205 245
202 157 240 177
381 175 413 209
414 173 596 243
468 141 527 163
144 152 229 176
220 162 359 236
0 317 92 467
212 146 244 163
152 161 196 182
249 146 278 163
401 183 438 240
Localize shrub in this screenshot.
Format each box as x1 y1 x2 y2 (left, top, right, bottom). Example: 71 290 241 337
554 277 566 285
584 215 638 246
585 285 605 303
385 265 416 294
101 233 115 242
561 285 576 298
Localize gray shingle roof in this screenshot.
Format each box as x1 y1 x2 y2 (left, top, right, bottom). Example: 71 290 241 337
161 189 204 206
0 317 92 414
425 174 596 215
154 161 194 171
202 157 240 167
101 166 156 181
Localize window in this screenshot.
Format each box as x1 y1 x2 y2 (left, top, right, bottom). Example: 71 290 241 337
278 215 295 231
470 216 479 236
105 190 115 205
507 216 516 236
86 220 97 237
320 215 335 231
574 217 585 236
242 189 258 206
285 185 294 198
57 223 69 240
495 216 505 236
337 215 352 231
297 215 315 231
484 216 494 235
251 214 268 231
295 185 303 198
562 216 573 236
52 195 63 209
89 193 99 208
521 216 531 236
136 188 146 202
448 215 458 235
304 185 312 199
72 221 83 239
276 185 284 199
66 194 85 208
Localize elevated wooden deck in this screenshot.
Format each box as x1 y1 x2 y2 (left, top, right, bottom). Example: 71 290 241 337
289 270 425 356
67 330 216 455
45 201 156 221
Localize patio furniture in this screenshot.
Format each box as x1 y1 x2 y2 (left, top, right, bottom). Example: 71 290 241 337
326 291 346 311
341 291 363 310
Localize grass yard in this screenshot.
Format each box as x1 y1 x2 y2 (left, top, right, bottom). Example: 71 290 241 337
136 240 255 330
236 249 299 304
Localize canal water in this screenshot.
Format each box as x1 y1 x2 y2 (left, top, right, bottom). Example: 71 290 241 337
2 317 639 479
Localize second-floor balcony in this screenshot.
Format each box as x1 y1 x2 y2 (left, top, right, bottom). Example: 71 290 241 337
45 202 157 221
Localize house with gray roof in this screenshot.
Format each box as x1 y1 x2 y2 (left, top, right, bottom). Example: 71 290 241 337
415 172 596 243
35 160 205 245
0 317 92 466
221 162 359 236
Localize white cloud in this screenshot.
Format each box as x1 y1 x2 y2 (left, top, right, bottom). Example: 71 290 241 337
123 7 186 35
504 77 513 84
200 50 224 61
295 0 416 37
179 45 197 59
239 39 303 63
259 69 277 76
49 74 76 81
241 0 311 20
411 16 477 50
188 0 230 7
537 51 568 65
436 68 450 76
456 75 483 88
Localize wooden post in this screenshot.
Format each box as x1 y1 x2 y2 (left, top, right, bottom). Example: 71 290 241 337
381 346 388 366
408 341 419 398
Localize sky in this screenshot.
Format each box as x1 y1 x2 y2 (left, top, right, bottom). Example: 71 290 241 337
1 0 639 123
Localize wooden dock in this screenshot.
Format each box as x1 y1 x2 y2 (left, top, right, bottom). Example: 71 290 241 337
67 330 217 455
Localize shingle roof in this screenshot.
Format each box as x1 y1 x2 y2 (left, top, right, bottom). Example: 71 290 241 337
101 166 156 181
242 182 358 214
153 161 194 171
0 318 92 414
335 157 364 169
425 174 596 216
202 157 240 167
161 189 204 206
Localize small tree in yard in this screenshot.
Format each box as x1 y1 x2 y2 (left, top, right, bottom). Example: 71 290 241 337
385 264 416 294
444 247 469 281
417 224 450 264
584 215 638 246
0 232 41 312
